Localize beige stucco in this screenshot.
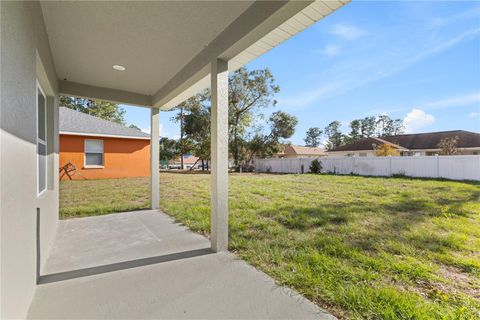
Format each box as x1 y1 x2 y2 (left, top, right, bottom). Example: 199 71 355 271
1 2 59 318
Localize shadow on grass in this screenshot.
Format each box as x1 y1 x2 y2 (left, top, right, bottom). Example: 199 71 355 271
253 190 478 255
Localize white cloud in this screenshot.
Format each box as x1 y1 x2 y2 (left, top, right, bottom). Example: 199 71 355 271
469 112 479 118
367 92 480 115
425 92 480 110
403 109 435 133
141 123 164 137
278 27 480 110
329 24 367 40
315 45 341 57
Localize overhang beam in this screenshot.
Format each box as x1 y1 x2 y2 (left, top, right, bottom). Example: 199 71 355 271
59 81 152 107
153 1 314 110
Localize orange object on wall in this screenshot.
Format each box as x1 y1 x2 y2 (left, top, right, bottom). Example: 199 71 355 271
59 134 150 180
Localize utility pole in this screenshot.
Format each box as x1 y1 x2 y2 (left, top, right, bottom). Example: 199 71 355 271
180 105 184 170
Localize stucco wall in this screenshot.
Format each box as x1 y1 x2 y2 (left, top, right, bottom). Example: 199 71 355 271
1 1 59 318
59 135 150 180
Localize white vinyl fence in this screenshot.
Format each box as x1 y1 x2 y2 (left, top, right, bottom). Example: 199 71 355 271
255 155 480 181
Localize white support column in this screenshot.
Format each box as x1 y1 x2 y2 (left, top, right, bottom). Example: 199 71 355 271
210 59 229 252
150 107 160 210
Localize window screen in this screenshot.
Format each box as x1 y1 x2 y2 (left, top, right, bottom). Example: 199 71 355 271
85 139 104 166
37 84 47 195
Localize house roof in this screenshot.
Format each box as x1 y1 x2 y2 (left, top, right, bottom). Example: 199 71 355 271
330 130 480 152
170 155 199 165
59 107 150 139
283 145 326 156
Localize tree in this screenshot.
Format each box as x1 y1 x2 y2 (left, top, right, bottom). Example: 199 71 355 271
391 119 405 135
309 159 322 174
376 115 404 137
60 96 126 124
345 116 404 143
304 127 322 147
159 138 180 162
375 143 399 156
244 111 298 163
437 136 459 155
128 124 141 131
172 98 198 169
347 119 362 143
229 67 280 167
183 91 211 164
324 121 344 150
360 116 376 138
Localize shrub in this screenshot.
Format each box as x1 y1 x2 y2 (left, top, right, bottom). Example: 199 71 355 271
309 159 322 174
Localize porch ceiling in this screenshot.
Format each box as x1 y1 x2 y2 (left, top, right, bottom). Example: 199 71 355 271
40 1 348 109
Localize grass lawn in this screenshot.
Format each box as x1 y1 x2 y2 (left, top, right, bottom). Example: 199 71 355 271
60 173 480 319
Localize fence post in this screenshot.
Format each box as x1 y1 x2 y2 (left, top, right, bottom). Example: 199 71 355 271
352 156 356 175
436 155 440 178
389 156 392 176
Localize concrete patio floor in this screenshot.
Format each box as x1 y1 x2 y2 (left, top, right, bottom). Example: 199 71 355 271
27 210 335 319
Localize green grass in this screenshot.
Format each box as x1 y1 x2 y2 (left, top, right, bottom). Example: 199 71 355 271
60 173 480 319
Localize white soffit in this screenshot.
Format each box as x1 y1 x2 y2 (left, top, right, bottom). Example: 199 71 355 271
40 1 253 95
46 1 349 108
158 0 349 110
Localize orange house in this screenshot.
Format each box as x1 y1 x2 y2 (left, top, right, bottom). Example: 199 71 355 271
59 107 151 180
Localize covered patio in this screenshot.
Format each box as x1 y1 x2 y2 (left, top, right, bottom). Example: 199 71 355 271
28 210 334 319
1 1 348 318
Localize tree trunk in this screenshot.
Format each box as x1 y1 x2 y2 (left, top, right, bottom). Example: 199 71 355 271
233 114 239 167
189 158 200 171
201 159 205 171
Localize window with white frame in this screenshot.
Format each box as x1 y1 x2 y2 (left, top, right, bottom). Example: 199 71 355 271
84 139 104 167
37 83 47 195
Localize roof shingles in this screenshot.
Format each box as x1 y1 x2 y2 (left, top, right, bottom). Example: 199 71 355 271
59 107 149 139
330 130 480 152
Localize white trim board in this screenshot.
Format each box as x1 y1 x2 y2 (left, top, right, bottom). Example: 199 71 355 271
60 131 151 140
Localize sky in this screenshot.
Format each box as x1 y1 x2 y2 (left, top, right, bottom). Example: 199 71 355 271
122 1 480 146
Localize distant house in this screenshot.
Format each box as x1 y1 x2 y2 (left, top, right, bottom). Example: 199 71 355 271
169 154 202 170
59 107 150 180
328 130 480 157
278 145 327 158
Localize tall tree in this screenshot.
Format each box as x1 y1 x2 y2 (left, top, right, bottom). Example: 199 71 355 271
304 127 322 147
159 137 180 162
183 91 211 163
229 67 280 167
346 119 362 143
376 115 404 137
60 96 126 124
324 121 344 150
376 114 393 137
172 102 192 169
391 119 405 136
245 111 298 163
360 116 376 138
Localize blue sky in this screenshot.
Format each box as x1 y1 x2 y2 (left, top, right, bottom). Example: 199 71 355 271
123 1 480 145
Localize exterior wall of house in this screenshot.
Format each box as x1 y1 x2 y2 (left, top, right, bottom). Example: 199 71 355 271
327 150 376 157
282 153 325 159
1 1 60 318
60 135 151 180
